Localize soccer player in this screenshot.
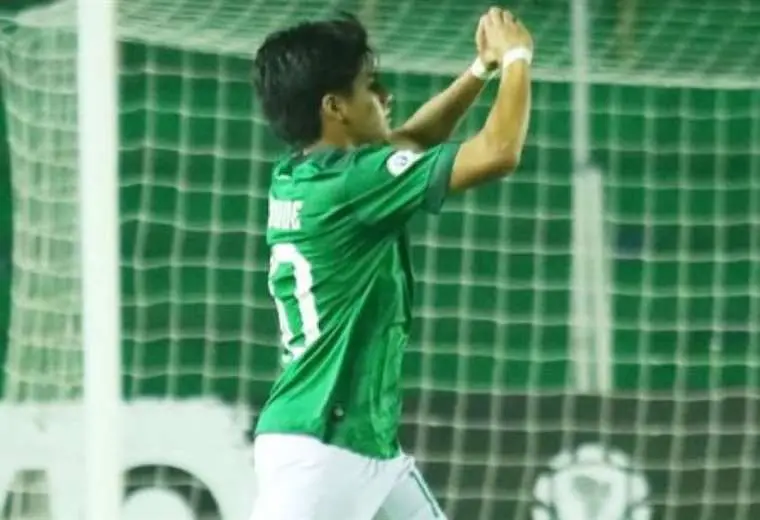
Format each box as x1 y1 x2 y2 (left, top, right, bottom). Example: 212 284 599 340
250 7 533 520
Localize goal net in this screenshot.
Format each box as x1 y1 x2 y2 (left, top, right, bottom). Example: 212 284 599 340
0 0 758 519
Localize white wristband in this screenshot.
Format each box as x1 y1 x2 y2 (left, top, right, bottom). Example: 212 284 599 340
501 47 533 70
469 57 497 80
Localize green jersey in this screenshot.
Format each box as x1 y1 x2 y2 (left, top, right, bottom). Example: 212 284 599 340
255 142 460 459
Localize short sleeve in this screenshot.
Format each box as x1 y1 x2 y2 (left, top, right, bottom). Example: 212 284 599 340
343 142 460 228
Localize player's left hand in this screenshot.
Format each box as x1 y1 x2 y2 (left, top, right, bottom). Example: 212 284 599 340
475 13 500 70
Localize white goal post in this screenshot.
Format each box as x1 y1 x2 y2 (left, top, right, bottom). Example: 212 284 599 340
77 0 123 519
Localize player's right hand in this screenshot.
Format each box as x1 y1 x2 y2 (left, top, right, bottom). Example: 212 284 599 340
481 7 533 56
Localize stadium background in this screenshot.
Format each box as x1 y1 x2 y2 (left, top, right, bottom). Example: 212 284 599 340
0 0 757 519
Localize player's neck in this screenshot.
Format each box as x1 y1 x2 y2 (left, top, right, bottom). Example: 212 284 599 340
304 133 356 153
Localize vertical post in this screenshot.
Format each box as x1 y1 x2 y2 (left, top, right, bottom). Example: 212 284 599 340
77 0 123 517
570 0 613 393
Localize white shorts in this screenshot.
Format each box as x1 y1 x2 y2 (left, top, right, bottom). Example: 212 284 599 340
249 433 446 520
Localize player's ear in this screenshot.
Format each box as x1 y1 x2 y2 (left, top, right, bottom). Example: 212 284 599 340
321 93 348 124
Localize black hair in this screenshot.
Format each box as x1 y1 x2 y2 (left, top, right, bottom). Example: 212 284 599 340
252 13 374 148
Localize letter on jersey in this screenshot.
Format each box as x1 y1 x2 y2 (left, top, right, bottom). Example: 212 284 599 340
268 198 303 230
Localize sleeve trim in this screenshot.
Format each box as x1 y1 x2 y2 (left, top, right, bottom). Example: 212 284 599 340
422 142 460 214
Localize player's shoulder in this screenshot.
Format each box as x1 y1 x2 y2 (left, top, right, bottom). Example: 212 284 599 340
267 148 351 183
342 144 433 180
270 144 430 195
309 144 396 174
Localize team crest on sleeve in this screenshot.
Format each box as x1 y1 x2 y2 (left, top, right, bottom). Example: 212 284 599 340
386 150 423 177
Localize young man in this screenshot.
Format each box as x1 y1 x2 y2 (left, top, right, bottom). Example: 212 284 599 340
250 8 533 520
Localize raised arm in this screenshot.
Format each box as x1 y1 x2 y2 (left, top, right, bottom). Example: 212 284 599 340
389 17 499 150
389 72 485 150
449 8 534 191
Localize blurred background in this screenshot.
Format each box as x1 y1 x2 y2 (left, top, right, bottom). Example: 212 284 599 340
0 0 757 519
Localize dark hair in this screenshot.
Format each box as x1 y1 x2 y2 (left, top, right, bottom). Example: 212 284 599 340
252 13 373 148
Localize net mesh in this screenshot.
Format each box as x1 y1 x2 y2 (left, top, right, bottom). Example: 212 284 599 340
0 0 759 519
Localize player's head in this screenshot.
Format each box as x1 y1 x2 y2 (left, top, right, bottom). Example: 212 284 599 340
253 13 391 149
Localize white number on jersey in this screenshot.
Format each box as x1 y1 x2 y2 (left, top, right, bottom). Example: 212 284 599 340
268 243 320 362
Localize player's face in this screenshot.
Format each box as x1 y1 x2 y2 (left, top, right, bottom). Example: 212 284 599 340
343 61 392 145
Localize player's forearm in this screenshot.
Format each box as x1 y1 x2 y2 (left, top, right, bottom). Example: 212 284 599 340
390 69 486 149
448 62 532 191
480 61 531 165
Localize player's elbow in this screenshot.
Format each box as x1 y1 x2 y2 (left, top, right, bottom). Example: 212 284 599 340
450 139 521 192
480 136 522 177
490 146 521 175
476 107 531 178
